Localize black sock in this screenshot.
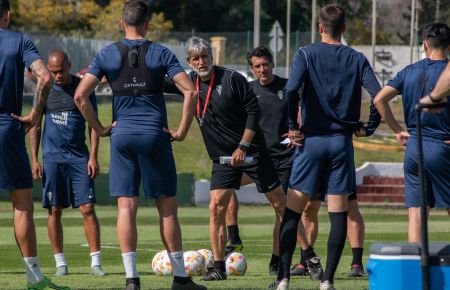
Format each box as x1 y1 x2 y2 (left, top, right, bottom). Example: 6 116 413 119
270 254 279 266
299 248 306 266
227 225 241 244
351 247 364 266
302 246 317 261
277 207 301 281
321 211 348 284
214 260 226 273
173 276 191 284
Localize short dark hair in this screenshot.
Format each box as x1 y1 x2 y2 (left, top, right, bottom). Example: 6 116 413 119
422 23 450 50
122 0 149 26
0 0 10 17
319 4 346 38
247 46 273 66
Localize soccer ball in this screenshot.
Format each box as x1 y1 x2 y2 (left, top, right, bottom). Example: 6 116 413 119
197 249 214 270
151 250 172 276
183 250 206 276
226 252 247 276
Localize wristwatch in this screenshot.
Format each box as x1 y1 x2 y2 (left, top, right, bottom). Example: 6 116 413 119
238 142 250 151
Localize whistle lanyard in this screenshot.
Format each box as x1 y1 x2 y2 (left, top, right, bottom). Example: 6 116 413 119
195 70 215 126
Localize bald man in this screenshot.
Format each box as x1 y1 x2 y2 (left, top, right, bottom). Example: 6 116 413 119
29 50 107 277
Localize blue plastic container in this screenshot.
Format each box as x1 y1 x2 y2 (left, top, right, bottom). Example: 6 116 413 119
367 243 450 290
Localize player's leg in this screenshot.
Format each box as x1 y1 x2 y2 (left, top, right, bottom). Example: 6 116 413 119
143 135 206 290
320 134 353 289
71 161 106 276
291 199 321 276
3 133 69 289
225 191 243 255
43 162 71 275
347 198 365 277
47 205 67 275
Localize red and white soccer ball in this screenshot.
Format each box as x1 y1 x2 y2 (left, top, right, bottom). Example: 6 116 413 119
152 250 172 276
183 250 206 276
196 249 214 270
226 252 247 276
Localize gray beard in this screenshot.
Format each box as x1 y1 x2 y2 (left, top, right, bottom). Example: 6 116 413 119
197 66 213 78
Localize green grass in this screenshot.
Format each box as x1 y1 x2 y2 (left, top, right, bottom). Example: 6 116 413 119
0 203 448 289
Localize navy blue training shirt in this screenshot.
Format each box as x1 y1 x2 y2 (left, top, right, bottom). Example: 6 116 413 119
0 30 41 131
42 76 97 162
286 43 381 136
387 58 450 141
88 39 184 137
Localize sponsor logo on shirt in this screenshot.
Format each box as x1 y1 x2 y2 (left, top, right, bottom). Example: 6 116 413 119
124 76 146 89
216 85 222 95
50 112 68 125
277 90 284 100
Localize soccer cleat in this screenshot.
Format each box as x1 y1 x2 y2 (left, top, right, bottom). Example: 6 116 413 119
172 277 208 290
267 278 289 290
268 263 278 275
55 266 68 276
320 280 336 290
348 264 365 277
26 276 71 290
305 256 323 281
91 265 108 276
124 278 140 290
224 241 244 256
290 263 308 276
201 268 227 281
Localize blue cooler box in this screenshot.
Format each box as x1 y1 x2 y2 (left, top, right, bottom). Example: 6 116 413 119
367 243 450 290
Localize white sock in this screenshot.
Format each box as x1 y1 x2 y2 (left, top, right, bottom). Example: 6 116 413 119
168 251 187 277
90 251 101 268
54 252 67 268
122 252 139 278
23 256 44 284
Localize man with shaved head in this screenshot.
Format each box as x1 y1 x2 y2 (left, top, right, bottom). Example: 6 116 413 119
29 50 107 277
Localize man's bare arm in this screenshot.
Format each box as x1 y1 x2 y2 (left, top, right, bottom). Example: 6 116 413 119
163 72 196 141
28 116 43 180
12 59 51 131
74 74 111 137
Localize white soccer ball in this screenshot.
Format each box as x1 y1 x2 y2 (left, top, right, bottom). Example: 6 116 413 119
183 250 206 276
151 250 172 276
197 249 214 270
226 252 247 276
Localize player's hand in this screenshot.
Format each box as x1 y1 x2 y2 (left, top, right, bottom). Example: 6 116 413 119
420 95 447 113
88 157 99 179
353 128 367 137
395 131 410 147
163 127 185 142
445 140 450 145
288 130 304 147
98 121 115 137
231 148 247 167
31 160 43 181
11 109 41 134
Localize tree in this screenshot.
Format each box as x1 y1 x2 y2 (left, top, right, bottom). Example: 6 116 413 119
16 0 101 35
89 0 173 40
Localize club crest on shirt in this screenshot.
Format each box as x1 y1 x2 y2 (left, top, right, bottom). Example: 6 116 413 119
216 85 222 95
277 90 284 100
47 191 52 201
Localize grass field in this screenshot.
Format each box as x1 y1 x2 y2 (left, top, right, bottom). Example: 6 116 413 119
0 203 449 289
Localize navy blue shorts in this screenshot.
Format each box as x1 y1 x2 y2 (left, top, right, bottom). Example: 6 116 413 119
0 122 33 191
289 134 354 196
310 168 357 201
404 136 450 208
109 134 176 199
42 160 95 208
210 151 281 193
